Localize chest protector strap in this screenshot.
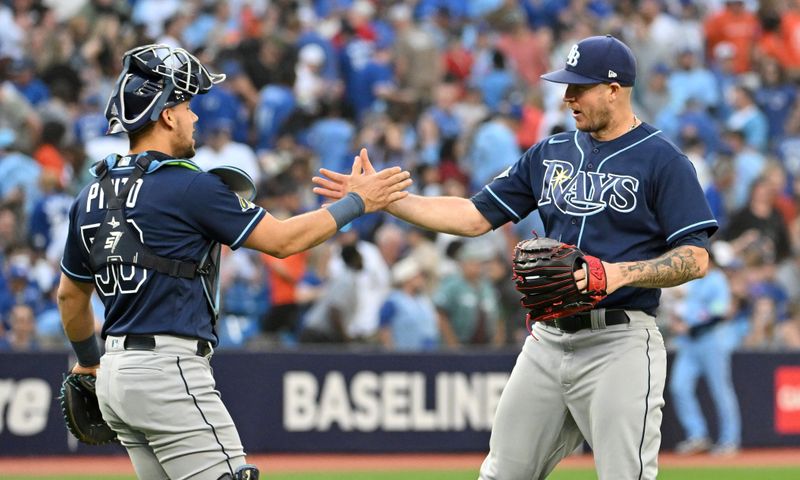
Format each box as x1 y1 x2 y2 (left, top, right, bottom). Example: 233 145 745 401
87 156 206 279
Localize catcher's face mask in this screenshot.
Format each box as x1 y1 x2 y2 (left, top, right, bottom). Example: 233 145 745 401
104 44 225 134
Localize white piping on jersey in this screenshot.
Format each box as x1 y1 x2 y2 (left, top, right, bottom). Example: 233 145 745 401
571 130 586 246
595 130 662 171
60 260 94 281
666 219 718 244
485 185 522 221
231 209 266 248
576 130 662 249
573 129 586 170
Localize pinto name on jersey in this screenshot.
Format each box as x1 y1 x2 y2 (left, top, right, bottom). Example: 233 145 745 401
538 159 639 216
85 177 143 212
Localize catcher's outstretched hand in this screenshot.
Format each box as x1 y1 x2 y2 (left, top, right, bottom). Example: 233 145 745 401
313 148 381 203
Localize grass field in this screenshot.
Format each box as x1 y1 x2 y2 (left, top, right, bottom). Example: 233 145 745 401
6 467 800 480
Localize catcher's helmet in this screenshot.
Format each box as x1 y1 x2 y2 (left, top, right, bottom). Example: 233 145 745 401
105 44 225 134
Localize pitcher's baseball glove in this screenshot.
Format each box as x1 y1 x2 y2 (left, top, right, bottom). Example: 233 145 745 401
59 373 117 445
512 236 607 324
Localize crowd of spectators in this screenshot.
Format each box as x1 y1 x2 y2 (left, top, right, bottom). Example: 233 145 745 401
1 0 800 353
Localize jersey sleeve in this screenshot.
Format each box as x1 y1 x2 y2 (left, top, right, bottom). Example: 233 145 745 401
60 199 94 283
470 148 539 229
183 172 266 250
653 154 718 244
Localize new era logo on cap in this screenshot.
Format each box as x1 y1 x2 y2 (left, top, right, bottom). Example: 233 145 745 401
541 35 636 87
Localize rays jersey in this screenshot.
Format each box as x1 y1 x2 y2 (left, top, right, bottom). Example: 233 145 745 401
60 151 265 345
472 123 718 315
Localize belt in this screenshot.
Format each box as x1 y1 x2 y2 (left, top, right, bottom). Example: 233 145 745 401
123 334 212 357
542 310 630 333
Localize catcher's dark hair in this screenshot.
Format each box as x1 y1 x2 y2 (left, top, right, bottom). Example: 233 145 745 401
128 121 157 149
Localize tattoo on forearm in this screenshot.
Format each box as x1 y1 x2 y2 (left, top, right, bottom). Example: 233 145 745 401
619 246 702 288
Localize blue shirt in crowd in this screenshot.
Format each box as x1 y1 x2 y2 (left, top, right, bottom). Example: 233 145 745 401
680 269 730 327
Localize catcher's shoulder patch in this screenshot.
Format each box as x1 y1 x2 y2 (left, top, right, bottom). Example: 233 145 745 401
236 194 257 212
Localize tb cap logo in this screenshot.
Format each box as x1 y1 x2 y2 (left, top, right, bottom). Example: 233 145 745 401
566 44 580 67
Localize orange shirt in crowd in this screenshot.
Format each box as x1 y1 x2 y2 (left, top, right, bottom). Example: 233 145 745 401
704 7 760 73
33 143 65 178
758 32 797 69
261 252 306 306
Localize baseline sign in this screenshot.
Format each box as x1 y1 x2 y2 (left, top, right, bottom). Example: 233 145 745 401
3 349 800 455
211 350 517 452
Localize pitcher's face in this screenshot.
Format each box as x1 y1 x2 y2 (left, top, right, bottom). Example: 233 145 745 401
563 83 614 134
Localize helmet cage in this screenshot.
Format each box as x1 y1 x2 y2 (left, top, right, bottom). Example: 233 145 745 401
105 44 225 134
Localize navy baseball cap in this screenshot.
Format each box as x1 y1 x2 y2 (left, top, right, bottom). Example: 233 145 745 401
541 35 636 87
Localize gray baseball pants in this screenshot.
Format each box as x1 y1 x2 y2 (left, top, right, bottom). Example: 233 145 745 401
479 311 666 480
97 335 247 480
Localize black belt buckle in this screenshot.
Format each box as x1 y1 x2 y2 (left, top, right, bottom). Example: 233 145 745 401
124 334 156 351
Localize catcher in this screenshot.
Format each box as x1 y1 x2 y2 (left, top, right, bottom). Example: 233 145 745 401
58 44 411 480
313 35 717 480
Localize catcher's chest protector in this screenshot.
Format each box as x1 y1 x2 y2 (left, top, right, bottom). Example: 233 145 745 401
88 156 221 318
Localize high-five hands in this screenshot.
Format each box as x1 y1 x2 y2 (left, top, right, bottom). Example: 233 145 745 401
341 148 411 212
314 148 386 207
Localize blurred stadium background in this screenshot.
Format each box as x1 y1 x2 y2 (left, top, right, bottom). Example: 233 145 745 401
2 0 800 477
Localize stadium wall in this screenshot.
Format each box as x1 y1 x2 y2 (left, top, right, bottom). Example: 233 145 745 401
1 350 799 455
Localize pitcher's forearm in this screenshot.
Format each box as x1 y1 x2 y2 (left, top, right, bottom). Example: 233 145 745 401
613 245 708 289
385 195 492 237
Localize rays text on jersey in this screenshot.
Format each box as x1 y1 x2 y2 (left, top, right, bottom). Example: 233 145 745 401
538 159 639 216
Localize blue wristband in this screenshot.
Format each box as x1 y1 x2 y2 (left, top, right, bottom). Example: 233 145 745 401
327 192 366 229
70 335 101 367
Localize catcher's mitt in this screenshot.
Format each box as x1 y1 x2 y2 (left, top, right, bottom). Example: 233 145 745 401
59 373 117 445
512 236 607 325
